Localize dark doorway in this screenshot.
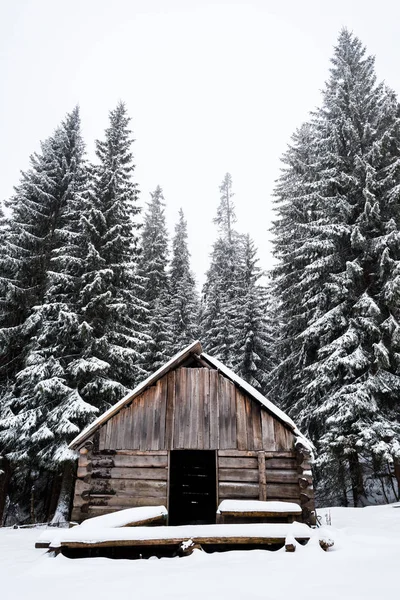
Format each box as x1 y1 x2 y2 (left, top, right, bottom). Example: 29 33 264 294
169 450 217 526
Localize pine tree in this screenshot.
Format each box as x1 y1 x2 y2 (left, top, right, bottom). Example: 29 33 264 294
231 235 273 393
169 209 199 353
201 173 242 367
137 186 171 373
267 123 318 410
79 101 146 409
0 108 97 521
271 30 400 505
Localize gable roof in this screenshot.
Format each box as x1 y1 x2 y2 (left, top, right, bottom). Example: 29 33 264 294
69 341 310 450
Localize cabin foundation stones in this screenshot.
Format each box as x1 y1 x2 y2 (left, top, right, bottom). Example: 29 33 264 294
69 342 316 526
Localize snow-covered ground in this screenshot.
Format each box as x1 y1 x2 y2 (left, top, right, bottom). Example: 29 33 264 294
1 504 399 600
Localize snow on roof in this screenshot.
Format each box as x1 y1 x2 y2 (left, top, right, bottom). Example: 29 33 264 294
69 340 312 451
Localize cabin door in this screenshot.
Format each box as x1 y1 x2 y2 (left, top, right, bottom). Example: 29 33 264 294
168 450 217 525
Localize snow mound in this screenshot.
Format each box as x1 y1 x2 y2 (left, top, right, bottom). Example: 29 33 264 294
79 506 168 529
217 500 302 513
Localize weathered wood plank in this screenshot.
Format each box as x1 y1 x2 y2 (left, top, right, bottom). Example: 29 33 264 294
218 456 258 469
274 421 294 452
121 405 130 450
265 457 297 469
227 378 237 448
54 533 311 551
130 398 138 450
265 470 299 484
88 494 167 509
165 370 176 450
92 454 167 468
121 406 130 450
218 373 227 449
235 389 248 451
219 482 259 499
91 478 167 496
203 368 210 450
266 483 301 500
252 402 263 451
258 452 267 501
145 388 154 451
219 468 259 482
183 368 192 448
209 369 219 448
105 419 112 449
159 374 168 450
245 395 254 451
97 467 168 481
176 368 186 449
218 449 258 458
261 411 276 451
189 369 199 448
197 369 205 449
111 450 168 456
99 424 106 450
131 396 142 450
150 383 161 451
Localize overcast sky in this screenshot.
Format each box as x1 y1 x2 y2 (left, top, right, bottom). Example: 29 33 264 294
2 0 400 285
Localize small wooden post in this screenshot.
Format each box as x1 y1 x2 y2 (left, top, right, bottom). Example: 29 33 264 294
258 451 267 501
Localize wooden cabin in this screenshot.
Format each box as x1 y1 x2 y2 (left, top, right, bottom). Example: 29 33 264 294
69 341 315 526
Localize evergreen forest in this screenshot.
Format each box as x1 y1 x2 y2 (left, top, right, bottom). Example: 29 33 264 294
0 28 400 523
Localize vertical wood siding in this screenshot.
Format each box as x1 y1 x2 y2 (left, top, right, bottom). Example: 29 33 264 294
98 368 295 452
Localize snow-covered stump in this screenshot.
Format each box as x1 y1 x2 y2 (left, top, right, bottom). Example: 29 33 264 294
319 536 334 551
295 439 316 526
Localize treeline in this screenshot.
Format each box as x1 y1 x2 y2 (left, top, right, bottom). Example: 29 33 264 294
268 29 400 505
0 105 271 523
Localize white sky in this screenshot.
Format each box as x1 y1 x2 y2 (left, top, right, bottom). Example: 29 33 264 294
1 0 400 286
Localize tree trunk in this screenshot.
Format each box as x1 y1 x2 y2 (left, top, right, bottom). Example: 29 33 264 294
348 453 365 506
0 456 11 526
394 458 400 501
338 460 348 507
51 462 75 524
46 474 62 522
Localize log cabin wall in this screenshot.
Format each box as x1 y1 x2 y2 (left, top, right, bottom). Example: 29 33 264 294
71 367 315 523
216 450 300 505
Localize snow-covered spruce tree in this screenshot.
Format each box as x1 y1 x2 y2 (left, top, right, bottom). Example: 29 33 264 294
230 234 274 393
200 173 243 367
271 30 400 505
0 108 99 522
137 186 172 373
267 123 319 411
169 209 199 353
79 101 146 412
